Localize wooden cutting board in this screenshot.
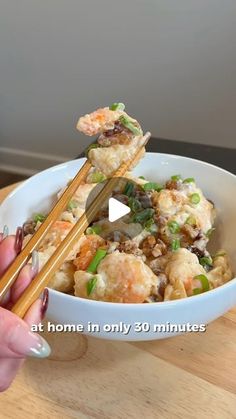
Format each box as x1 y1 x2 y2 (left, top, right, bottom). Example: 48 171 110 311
0 183 236 418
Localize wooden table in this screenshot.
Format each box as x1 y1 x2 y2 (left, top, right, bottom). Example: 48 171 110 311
1 184 236 418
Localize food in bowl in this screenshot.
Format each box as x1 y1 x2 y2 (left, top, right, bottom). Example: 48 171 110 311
22 104 233 303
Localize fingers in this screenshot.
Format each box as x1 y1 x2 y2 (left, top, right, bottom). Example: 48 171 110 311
0 307 50 359
0 358 24 392
10 265 35 305
0 236 18 277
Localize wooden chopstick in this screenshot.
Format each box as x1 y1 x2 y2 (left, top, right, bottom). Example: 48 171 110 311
11 132 151 318
0 159 92 301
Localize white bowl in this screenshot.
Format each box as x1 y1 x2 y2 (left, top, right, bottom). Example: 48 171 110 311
1 153 236 341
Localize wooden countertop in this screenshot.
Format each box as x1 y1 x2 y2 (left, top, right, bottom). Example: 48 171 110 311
1 184 236 418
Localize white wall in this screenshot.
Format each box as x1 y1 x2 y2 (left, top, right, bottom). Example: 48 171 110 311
0 0 236 173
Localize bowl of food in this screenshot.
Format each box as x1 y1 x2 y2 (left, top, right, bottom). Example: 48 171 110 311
0 104 235 340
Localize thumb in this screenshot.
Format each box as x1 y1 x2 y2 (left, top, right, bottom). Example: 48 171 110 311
0 308 50 359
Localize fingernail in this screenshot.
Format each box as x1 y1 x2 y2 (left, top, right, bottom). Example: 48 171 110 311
2 225 9 239
31 250 39 273
27 335 51 358
41 288 49 320
14 226 24 254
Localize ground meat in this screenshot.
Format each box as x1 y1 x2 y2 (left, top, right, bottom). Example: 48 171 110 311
181 224 200 240
118 240 144 257
153 214 167 227
141 235 156 257
165 180 181 190
148 253 170 275
152 239 167 258
98 121 133 146
106 231 130 243
135 189 152 208
23 220 37 236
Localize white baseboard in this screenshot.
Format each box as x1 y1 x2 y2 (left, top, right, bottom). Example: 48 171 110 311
0 147 69 176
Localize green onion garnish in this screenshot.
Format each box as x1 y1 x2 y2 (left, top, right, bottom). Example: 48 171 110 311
90 171 106 183
119 115 142 136
87 277 98 296
109 102 125 111
193 288 202 295
168 220 180 234
183 177 195 183
143 182 163 192
139 176 145 180
144 218 156 232
206 228 215 238
199 256 212 268
34 213 46 223
194 274 209 292
190 193 201 205
87 249 107 274
86 225 102 235
171 175 181 181
128 197 142 213
67 200 78 211
185 215 196 226
86 143 99 156
171 238 180 251
124 181 135 197
132 208 154 224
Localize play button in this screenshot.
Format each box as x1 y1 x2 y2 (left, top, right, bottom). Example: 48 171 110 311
108 197 130 222
85 176 151 240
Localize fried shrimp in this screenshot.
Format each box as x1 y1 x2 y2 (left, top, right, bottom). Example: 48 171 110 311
74 252 158 303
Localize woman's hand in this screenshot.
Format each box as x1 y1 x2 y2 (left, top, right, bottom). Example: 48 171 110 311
0 228 50 392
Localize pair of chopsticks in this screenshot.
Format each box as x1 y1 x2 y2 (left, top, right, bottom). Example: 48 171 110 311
0 132 151 318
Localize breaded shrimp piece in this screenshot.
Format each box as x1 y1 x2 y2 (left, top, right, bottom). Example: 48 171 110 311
165 248 206 295
207 250 233 288
89 137 146 177
74 252 158 303
77 107 122 136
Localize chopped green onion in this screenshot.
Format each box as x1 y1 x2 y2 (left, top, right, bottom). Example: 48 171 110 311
144 218 156 232
124 181 135 197
86 143 99 156
90 171 106 183
87 249 107 274
206 228 215 238
171 175 181 181
193 288 202 295
87 277 98 296
132 208 154 224
128 197 142 213
190 193 201 205
119 115 142 136
171 238 180 251
168 220 180 234
34 213 46 223
199 256 213 268
67 200 78 211
86 225 102 235
139 176 145 180
109 102 125 111
143 182 163 192
183 177 195 183
194 274 209 292
185 215 196 226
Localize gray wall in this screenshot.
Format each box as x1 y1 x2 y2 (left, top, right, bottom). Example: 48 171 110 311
0 0 236 172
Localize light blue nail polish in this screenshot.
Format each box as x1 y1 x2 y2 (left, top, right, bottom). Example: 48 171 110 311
31 250 39 273
2 225 9 239
28 336 51 358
